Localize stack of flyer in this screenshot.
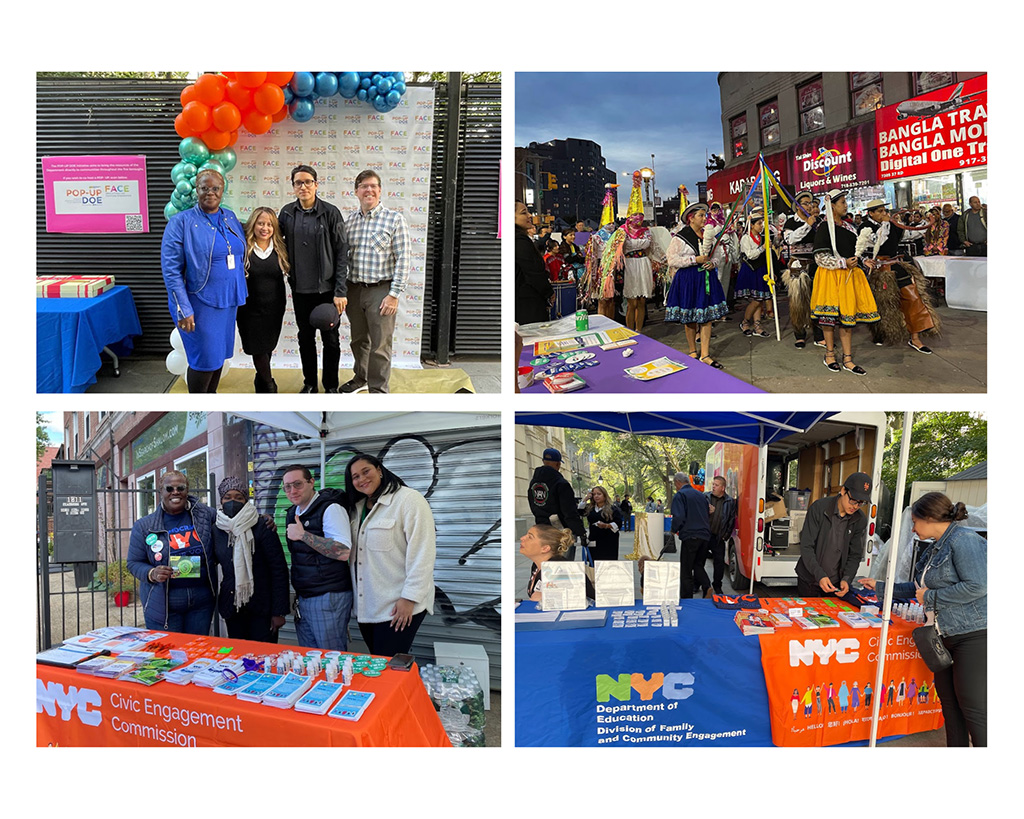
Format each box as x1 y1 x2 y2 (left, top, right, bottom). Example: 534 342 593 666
235 673 285 703
328 690 375 721
213 671 267 695
36 644 106 668
164 657 217 685
261 672 314 708
75 656 119 675
838 611 876 628
192 658 248 688
734 611 775 635
294 680 345 715
93 658 140 679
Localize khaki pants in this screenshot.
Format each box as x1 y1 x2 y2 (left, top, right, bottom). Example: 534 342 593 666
345 281 397 393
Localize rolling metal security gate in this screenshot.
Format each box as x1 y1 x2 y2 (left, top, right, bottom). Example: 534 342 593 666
247 420 502 689
37 76 499 360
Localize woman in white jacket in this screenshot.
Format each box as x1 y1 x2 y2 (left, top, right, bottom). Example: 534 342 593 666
345 454 437 656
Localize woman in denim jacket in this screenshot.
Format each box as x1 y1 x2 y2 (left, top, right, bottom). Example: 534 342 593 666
860 492 986 746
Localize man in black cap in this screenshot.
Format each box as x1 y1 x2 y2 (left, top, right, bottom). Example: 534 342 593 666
527 448 587 558
794 473 872 598
278 165 348 394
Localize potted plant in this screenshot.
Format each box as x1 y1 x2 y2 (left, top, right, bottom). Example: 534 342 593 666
100 560 137 607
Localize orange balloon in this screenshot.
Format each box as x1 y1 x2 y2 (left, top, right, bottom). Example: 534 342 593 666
212 101 242 132
266 71 294 86
243 109 273 135
222 71 237 80
180 84 199 107
226 81 253 112
227 130 240 146
253 83 285 115
182 101 212 132
194 73 227 106
202 128 231 151
237 72 267 89
174 113 195 138
271 105 289 123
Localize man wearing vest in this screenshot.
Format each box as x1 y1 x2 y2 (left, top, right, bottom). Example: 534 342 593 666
283 466 354 650
527 447 588 560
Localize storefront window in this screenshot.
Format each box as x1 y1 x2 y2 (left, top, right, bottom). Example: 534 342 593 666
759 99 780 148
175 448 210 496
850 72 883 116
911 173 960 211
915 72 955 94
731 114 747 158
798 78 824 135
961 168 988 208
845 185 887 217
136 472 156 518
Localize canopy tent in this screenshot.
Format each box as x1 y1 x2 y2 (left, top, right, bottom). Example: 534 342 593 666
519 410 917 748
516 411 838 446
229 412 498 483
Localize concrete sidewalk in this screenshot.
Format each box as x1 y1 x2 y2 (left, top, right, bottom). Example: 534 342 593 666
638 296 986 393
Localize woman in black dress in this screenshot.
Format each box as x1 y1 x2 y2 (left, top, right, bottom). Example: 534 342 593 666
238 207 289 392
583 486 623 563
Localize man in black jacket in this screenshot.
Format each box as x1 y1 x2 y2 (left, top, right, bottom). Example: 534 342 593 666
282 465 353 650
794 473 871 598
527 447 587 558
279 165 348 394
703 476 737 595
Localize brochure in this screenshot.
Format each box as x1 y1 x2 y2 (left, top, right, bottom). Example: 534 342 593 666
36 645 103 668
624 356 687 381
594 560 635 608
235 673 285 703
539 561 588 612
295 681 345 715
213 670 267 695
261 672 313 708
164 657 216 685
328 690 375 721
642 561 681 607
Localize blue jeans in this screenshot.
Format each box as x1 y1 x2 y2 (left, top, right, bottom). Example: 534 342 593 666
295 591 353 651
144 583 215 635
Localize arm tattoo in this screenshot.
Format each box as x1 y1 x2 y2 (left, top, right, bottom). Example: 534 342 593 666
301 532 351 561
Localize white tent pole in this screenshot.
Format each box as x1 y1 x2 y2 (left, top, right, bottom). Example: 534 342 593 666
869 411 913 747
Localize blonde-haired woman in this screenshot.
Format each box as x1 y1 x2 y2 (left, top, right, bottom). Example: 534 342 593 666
238 207 290 393
520 524 576 601
583 486 624 562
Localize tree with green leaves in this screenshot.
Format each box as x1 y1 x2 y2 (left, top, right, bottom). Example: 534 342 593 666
882 411 986 507
36 412 51 463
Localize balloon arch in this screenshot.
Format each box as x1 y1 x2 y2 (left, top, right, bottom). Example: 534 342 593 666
166 71 408 220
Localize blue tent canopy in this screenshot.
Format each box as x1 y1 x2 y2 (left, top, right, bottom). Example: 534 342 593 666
515 411 838 446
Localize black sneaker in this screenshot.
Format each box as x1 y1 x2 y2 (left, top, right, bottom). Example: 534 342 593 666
324 387 340 394
339 380 369 394
300 384 317 394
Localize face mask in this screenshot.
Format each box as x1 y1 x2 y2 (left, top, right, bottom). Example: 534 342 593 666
222 500 245 519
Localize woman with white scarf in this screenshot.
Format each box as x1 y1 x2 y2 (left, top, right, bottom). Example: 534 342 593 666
213 476 291 642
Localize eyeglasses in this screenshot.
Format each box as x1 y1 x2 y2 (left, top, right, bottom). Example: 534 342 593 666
293 179 317 188
198 186 223 194
283 480 309 491
846 496 867 508
163 485 188 494
357 183 380 191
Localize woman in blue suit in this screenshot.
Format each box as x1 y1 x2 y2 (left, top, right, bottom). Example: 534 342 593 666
161 168 247 392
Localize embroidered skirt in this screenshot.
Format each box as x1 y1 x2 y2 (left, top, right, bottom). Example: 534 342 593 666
810 266 880 327
665 265 728 325
735 261 772 300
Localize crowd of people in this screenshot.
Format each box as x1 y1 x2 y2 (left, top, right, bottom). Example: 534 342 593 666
161 165 411 394
515 179 987 379
127 455 437 657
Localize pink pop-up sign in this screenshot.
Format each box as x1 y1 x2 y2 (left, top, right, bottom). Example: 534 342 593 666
42 155 149 233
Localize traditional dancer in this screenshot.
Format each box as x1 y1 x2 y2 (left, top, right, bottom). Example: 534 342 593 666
857 200 940 354
599 171 659 331
781 190 822 349
810 189 880 375
584 187 618 317
735 209 778 339
664 203 729 368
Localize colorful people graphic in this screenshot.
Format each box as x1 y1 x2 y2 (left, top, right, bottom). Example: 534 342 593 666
838 681 849 713
815 685 822 715
827 682 837 714
802 685 814 717
851 681 861 711
864 682 873 708
792 688 799 717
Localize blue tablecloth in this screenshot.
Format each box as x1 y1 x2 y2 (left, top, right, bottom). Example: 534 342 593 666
515 599 773 747
37 286 143 393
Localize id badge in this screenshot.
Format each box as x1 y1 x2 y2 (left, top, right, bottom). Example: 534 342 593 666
227 254 236 270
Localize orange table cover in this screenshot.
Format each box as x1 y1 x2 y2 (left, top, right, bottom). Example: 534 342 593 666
36 632 451 747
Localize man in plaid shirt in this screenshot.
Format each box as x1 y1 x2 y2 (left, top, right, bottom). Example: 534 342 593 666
341 170 411 393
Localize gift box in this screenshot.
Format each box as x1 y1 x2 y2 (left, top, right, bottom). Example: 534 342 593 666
37 276 115 298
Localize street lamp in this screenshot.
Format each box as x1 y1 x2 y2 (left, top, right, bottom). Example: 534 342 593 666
639 167 655 226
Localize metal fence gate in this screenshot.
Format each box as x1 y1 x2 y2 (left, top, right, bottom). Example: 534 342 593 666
36 76 500 361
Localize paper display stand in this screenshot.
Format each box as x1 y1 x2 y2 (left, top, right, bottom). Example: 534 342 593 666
642 561 681 607
540 561 588 612
636 512 663 559
594 561 636 608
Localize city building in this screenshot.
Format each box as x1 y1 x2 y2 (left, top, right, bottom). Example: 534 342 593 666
517 138 618 227
710 72 986 215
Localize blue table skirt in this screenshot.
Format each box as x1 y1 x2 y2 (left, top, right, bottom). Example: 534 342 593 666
37 286 143 393
516 599 773 747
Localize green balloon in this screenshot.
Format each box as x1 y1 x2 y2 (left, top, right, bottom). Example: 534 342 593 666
211 147 237 173
197 160 226 180
179 137 210 166
174 179 194 197
164 201 180 220
171 161 187 183
182 162 198 178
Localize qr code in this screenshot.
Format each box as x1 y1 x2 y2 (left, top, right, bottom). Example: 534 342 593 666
125 213 144 232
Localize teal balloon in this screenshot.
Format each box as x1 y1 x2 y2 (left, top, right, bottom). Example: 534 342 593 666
178 136 210 166
372 94 390 113
372 73 383 85
211 147 237 173
338 72 360 96
164 201 181 220
197 160 226 179
357 89 368 101
290 98 315 122
290 71 315 97
314 72 338 97
360 77 371 89
171 161 188 183
391 72 405 84
377 77 393 94
393 82 406 95
386 90 401 107
174 179 194 197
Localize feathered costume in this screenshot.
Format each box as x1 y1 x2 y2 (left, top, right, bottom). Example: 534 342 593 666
581 186 618 304
599 172 661 300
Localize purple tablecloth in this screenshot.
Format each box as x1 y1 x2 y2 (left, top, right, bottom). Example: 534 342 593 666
519 330 762 394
